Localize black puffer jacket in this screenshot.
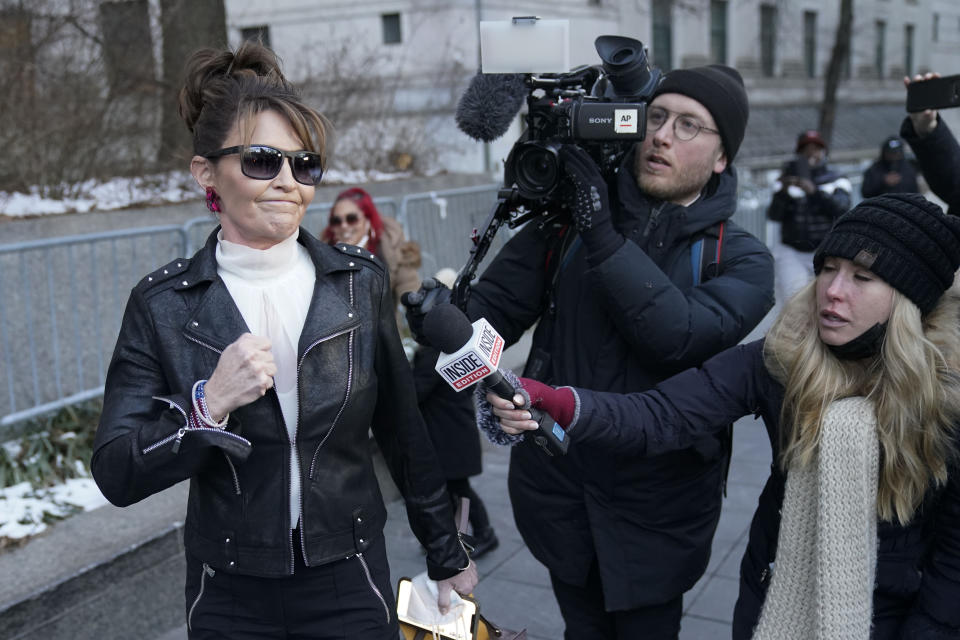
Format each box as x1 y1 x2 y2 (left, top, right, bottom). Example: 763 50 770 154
572 339 960 639
467 148 774 610
767 160 852 251
901 115 960 215
92 229 467 579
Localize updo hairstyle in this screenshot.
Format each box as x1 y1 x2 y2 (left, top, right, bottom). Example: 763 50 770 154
177 40 327 167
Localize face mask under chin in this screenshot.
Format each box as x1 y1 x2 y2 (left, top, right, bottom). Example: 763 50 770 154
826 322 887 360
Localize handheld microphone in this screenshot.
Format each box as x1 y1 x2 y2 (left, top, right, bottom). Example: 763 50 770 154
455 72 527 143
422 304 569 456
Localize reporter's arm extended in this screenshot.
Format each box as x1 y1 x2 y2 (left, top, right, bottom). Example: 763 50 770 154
493 340 778 457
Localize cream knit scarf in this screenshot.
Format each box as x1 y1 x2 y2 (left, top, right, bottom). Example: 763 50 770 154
752 396 879 640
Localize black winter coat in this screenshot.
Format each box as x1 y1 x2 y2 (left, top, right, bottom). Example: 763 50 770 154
767 160 852 251
901 115 960 215
572 339 960 639
92 229 468 580
412 346 482 480
467 149 775 610
861 158 920 198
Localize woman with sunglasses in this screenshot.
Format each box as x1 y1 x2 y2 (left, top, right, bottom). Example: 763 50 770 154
91 41 475 639
322 187 422 311
483 194 960 638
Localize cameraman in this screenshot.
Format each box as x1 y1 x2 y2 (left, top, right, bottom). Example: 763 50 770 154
767 130 851 303
901 72 960 214
408 65 773 639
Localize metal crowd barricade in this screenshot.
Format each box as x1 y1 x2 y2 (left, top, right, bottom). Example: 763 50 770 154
1 180 817 438
398 185 503 280
0 226 187 438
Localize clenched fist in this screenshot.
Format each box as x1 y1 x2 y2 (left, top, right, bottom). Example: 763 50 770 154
204 333 277 420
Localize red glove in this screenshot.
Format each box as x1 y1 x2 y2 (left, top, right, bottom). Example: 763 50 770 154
518 377 576 429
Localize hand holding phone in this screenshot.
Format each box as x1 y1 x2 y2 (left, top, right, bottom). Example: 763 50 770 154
906 73 960 113
904 73 945 137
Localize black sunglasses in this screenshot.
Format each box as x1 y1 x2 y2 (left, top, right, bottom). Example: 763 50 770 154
330 213 361 227
205 145 324 186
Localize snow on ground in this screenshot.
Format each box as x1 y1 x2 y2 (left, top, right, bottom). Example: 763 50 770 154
0 167 429 218
0 465 108 542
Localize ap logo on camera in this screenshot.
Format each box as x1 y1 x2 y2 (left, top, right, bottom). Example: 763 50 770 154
615 109 639 134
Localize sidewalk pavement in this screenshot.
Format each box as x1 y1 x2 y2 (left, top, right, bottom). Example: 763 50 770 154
155 414 770 640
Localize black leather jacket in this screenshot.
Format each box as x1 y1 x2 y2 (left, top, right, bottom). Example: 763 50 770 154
92 229 468 579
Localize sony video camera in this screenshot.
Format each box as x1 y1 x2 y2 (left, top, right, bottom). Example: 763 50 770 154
504 34 661 202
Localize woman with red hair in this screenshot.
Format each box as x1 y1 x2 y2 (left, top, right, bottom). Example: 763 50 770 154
322 187 421 309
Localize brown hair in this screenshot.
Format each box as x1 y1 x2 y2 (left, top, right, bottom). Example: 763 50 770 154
177 41 328 166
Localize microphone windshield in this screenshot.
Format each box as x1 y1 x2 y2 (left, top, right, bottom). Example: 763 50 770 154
423 303 473 354
455 73 527 142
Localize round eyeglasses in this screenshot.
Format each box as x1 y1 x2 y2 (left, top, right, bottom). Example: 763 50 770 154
646 107 720 142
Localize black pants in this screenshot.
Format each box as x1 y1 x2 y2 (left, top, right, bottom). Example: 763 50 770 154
550 560 683 640
446 477 492 533
184 532 398 639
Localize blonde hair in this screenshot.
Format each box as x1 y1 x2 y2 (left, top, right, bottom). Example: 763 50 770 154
764 278 960 524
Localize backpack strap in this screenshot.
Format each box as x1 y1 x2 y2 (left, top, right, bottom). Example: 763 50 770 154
690 221 725 286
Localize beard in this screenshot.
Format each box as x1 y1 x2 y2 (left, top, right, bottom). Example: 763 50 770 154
634 146 721 204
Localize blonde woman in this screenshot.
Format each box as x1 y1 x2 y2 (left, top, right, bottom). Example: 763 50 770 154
485 193 960 639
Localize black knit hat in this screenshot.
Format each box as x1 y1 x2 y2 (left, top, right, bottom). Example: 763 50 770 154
813 193 960 314
652 64 749 162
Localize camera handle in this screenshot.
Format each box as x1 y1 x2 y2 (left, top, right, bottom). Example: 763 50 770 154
451 187 560 310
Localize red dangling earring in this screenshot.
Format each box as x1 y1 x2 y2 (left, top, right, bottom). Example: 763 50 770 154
205 187 221 213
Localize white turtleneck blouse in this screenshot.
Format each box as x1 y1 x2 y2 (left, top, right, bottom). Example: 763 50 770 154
215 229 316 529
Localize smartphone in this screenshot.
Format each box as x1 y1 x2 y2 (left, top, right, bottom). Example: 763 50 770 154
906 74 960 113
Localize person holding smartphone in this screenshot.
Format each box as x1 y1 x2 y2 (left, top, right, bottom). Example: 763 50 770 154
901 72 960 214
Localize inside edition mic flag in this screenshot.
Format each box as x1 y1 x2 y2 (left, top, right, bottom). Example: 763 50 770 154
423 304 568 456
455 72 527 142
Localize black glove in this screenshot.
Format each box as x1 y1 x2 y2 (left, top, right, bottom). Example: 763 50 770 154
559 145 624 264
401 278 452 345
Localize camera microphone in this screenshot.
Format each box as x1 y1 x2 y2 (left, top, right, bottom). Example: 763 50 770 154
455 72 527 143
422 304 569 456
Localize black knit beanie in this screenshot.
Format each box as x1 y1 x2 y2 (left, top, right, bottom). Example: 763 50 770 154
813 193 960 314
652 64 749 162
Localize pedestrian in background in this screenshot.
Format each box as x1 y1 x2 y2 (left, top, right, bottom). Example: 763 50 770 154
489 193 960 640
321 186 422 310
860 136 919 198
767 130 852 303
91 40 475 640
412 267 499 560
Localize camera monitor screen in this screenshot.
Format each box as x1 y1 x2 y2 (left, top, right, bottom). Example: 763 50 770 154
480 18 570 73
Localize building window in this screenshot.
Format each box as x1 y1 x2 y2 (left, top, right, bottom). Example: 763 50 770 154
652 0 672 71
760 4 777 77
803 11 817 78
875 20 885 79
382 13 402 44
241 25 271 48
933 13 939 43
710 1 727 65
904 23 914 77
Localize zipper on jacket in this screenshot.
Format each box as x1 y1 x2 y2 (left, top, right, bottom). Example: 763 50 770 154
297 325 358 568
223 452 241 495
187 563 216 631
356 552 390 624
292 272 360 571
642 203 665 238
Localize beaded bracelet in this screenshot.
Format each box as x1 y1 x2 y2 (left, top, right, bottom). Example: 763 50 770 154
191 379 230 429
